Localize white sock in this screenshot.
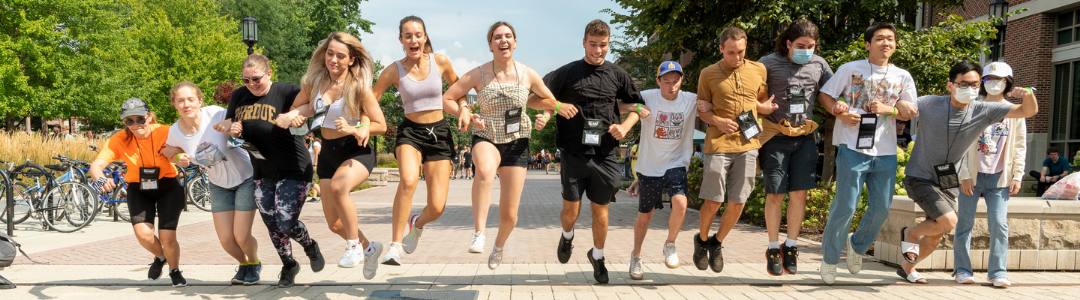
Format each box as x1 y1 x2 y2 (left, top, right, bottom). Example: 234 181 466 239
365 244 376 255
493 246 503 252
768 241 780 249
156 255 166 261
563 230 574 239
592 247 604 260
347 239 360 247
785 238 798 247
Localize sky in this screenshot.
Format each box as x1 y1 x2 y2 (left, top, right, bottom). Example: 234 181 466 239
356 0 635 78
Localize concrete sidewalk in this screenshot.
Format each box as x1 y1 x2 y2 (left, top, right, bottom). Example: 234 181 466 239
3 171 1078 299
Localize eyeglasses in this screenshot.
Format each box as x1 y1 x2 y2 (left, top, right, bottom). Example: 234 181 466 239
123 117 147 126
241 74 266 84
953 81 981 89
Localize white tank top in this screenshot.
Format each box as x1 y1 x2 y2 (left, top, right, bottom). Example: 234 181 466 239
311 91 358 129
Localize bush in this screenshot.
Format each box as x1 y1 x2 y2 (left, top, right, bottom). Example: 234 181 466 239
0 131 104 166
376 153 398 168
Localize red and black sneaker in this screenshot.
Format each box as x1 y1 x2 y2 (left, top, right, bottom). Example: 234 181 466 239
781 244 799 274
765 248 783 276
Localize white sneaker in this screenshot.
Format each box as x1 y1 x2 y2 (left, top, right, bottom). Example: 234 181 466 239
629 255 644 280
381 242 402 265
663 242 679 269
338 242 363 268
488 247 504 270
363 242 384 279
820 262 837 284
469 232 485 253
403 214 423 254
992 277 1012 287
845 233 862 274
955 273 975 284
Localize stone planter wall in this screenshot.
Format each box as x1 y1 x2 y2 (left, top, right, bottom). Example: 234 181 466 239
874 196 1080 271
366 168 390 186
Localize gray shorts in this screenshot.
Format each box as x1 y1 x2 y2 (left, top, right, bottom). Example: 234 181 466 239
698 150 758 204
209 177 257 213
760 134 818 194
903 176 957 220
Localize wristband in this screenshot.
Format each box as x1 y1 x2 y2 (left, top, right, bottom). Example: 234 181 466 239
636 103 642 114
836 98 847 103
888 107 897 117
176 154 181 161
555 102 561 114
355 123 369 128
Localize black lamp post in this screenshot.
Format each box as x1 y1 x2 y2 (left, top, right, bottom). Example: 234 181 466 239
989 0 1009 61
241 16 259 55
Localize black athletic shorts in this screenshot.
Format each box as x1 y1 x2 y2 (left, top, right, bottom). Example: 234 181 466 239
472 136 529 168
318 134 376 178
560 153 620 205
127 178 185 230
395 118 455 162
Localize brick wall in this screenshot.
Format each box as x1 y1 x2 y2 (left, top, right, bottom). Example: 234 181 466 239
1002 13 1056 133
929 0 1034 24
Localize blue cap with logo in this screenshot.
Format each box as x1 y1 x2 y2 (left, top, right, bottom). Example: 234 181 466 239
656 61 683 78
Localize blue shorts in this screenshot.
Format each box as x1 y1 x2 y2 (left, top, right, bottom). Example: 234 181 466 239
209 177 257 213
636 167 688 213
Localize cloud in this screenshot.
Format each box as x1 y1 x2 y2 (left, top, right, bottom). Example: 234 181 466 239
454 41 463 48
448 56 482 77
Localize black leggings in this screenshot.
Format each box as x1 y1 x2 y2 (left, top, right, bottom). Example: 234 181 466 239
126 178 185 230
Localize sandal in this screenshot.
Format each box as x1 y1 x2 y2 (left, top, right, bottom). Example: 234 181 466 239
900 227 919 263
896 269 927 284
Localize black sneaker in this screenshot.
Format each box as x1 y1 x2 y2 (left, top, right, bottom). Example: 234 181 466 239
557 234 574 264
707 236 724 273
304 241 325 272
148 257 167 280
765 248 783 276
278 261 300 288
692 234 709 270
231 264 249 285
586 249 608 284
781 244 798 274
169 269 187 287
244 262 261 285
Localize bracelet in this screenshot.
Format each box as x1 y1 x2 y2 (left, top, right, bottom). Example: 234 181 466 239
888 107 897 117
636 103 642 114
355 123 369 128
836 98 847 103
555 102 561 114
175 154 181 161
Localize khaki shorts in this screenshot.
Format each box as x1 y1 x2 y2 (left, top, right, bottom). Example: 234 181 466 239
698 150 758 204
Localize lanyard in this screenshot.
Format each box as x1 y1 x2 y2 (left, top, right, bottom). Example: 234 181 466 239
133 127 158 169
943 102 971 160
867 60 890 89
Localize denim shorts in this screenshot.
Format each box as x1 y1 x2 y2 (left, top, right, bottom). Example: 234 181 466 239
209 177 257 213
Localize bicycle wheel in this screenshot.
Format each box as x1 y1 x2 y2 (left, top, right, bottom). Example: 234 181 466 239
186 173 211 212
113 185 130 222
41 182 98 232
0 182 31 224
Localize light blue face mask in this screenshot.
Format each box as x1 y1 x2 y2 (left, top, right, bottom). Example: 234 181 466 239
791 49 813 64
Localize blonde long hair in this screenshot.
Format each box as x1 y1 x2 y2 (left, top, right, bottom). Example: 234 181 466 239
301 32 374 120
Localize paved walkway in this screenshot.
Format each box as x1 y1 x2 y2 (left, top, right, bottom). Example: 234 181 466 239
3 171 1078 299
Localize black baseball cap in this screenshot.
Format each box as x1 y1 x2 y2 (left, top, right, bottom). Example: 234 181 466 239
120 98 151 119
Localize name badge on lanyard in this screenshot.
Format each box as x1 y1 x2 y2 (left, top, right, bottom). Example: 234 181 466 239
583 118 604 146
505 108 522 134
935 163 960 189
240 142 266 160
856 114 877 149
735 110 760 140
139 167 160 190
787 86 807 115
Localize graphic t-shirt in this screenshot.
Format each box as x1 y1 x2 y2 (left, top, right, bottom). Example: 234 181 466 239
820 60 918 156
634 90 698 177
225 82 313 182
166 106 253 188
977 119 1010 174
759 52 834 127
905 95 1013 185
543 59 645 156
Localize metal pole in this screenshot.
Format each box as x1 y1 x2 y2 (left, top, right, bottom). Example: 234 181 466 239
4 171 14 237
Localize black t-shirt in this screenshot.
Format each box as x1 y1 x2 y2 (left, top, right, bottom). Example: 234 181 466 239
464 151 472 164
225 83 313 182
543 59 644 156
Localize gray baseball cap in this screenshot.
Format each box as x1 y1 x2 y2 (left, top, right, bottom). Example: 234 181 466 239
120 98 151 119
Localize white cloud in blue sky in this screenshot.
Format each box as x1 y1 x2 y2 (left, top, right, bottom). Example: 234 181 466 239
357 0 634 77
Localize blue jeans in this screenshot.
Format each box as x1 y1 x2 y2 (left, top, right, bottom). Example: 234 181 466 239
953 172 1009 280
821 146 897 264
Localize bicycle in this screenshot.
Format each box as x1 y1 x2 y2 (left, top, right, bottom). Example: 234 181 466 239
174 164 211 212
51 155 129 223
0 159 94 232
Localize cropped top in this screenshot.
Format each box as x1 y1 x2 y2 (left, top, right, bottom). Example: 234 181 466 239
311 90 358 129
396 53 444 114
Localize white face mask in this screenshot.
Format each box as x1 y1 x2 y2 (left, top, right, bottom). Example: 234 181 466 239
954 86 978 104
984 79 1006 95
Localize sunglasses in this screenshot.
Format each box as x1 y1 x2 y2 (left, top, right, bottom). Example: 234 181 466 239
240 74 265 84
123 117 147 126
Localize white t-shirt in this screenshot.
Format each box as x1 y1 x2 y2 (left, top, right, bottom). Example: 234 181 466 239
308 141 321 163
820 60 918 156
166 106 253 188
634 90 698 177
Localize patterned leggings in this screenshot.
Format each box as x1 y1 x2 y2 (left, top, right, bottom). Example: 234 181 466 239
254 179 315 263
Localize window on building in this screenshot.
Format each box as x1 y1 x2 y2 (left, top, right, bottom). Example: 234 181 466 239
1059 10 1079 46
1050 60 1080 158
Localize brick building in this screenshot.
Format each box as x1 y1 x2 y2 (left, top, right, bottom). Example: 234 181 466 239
919 0 1080 170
